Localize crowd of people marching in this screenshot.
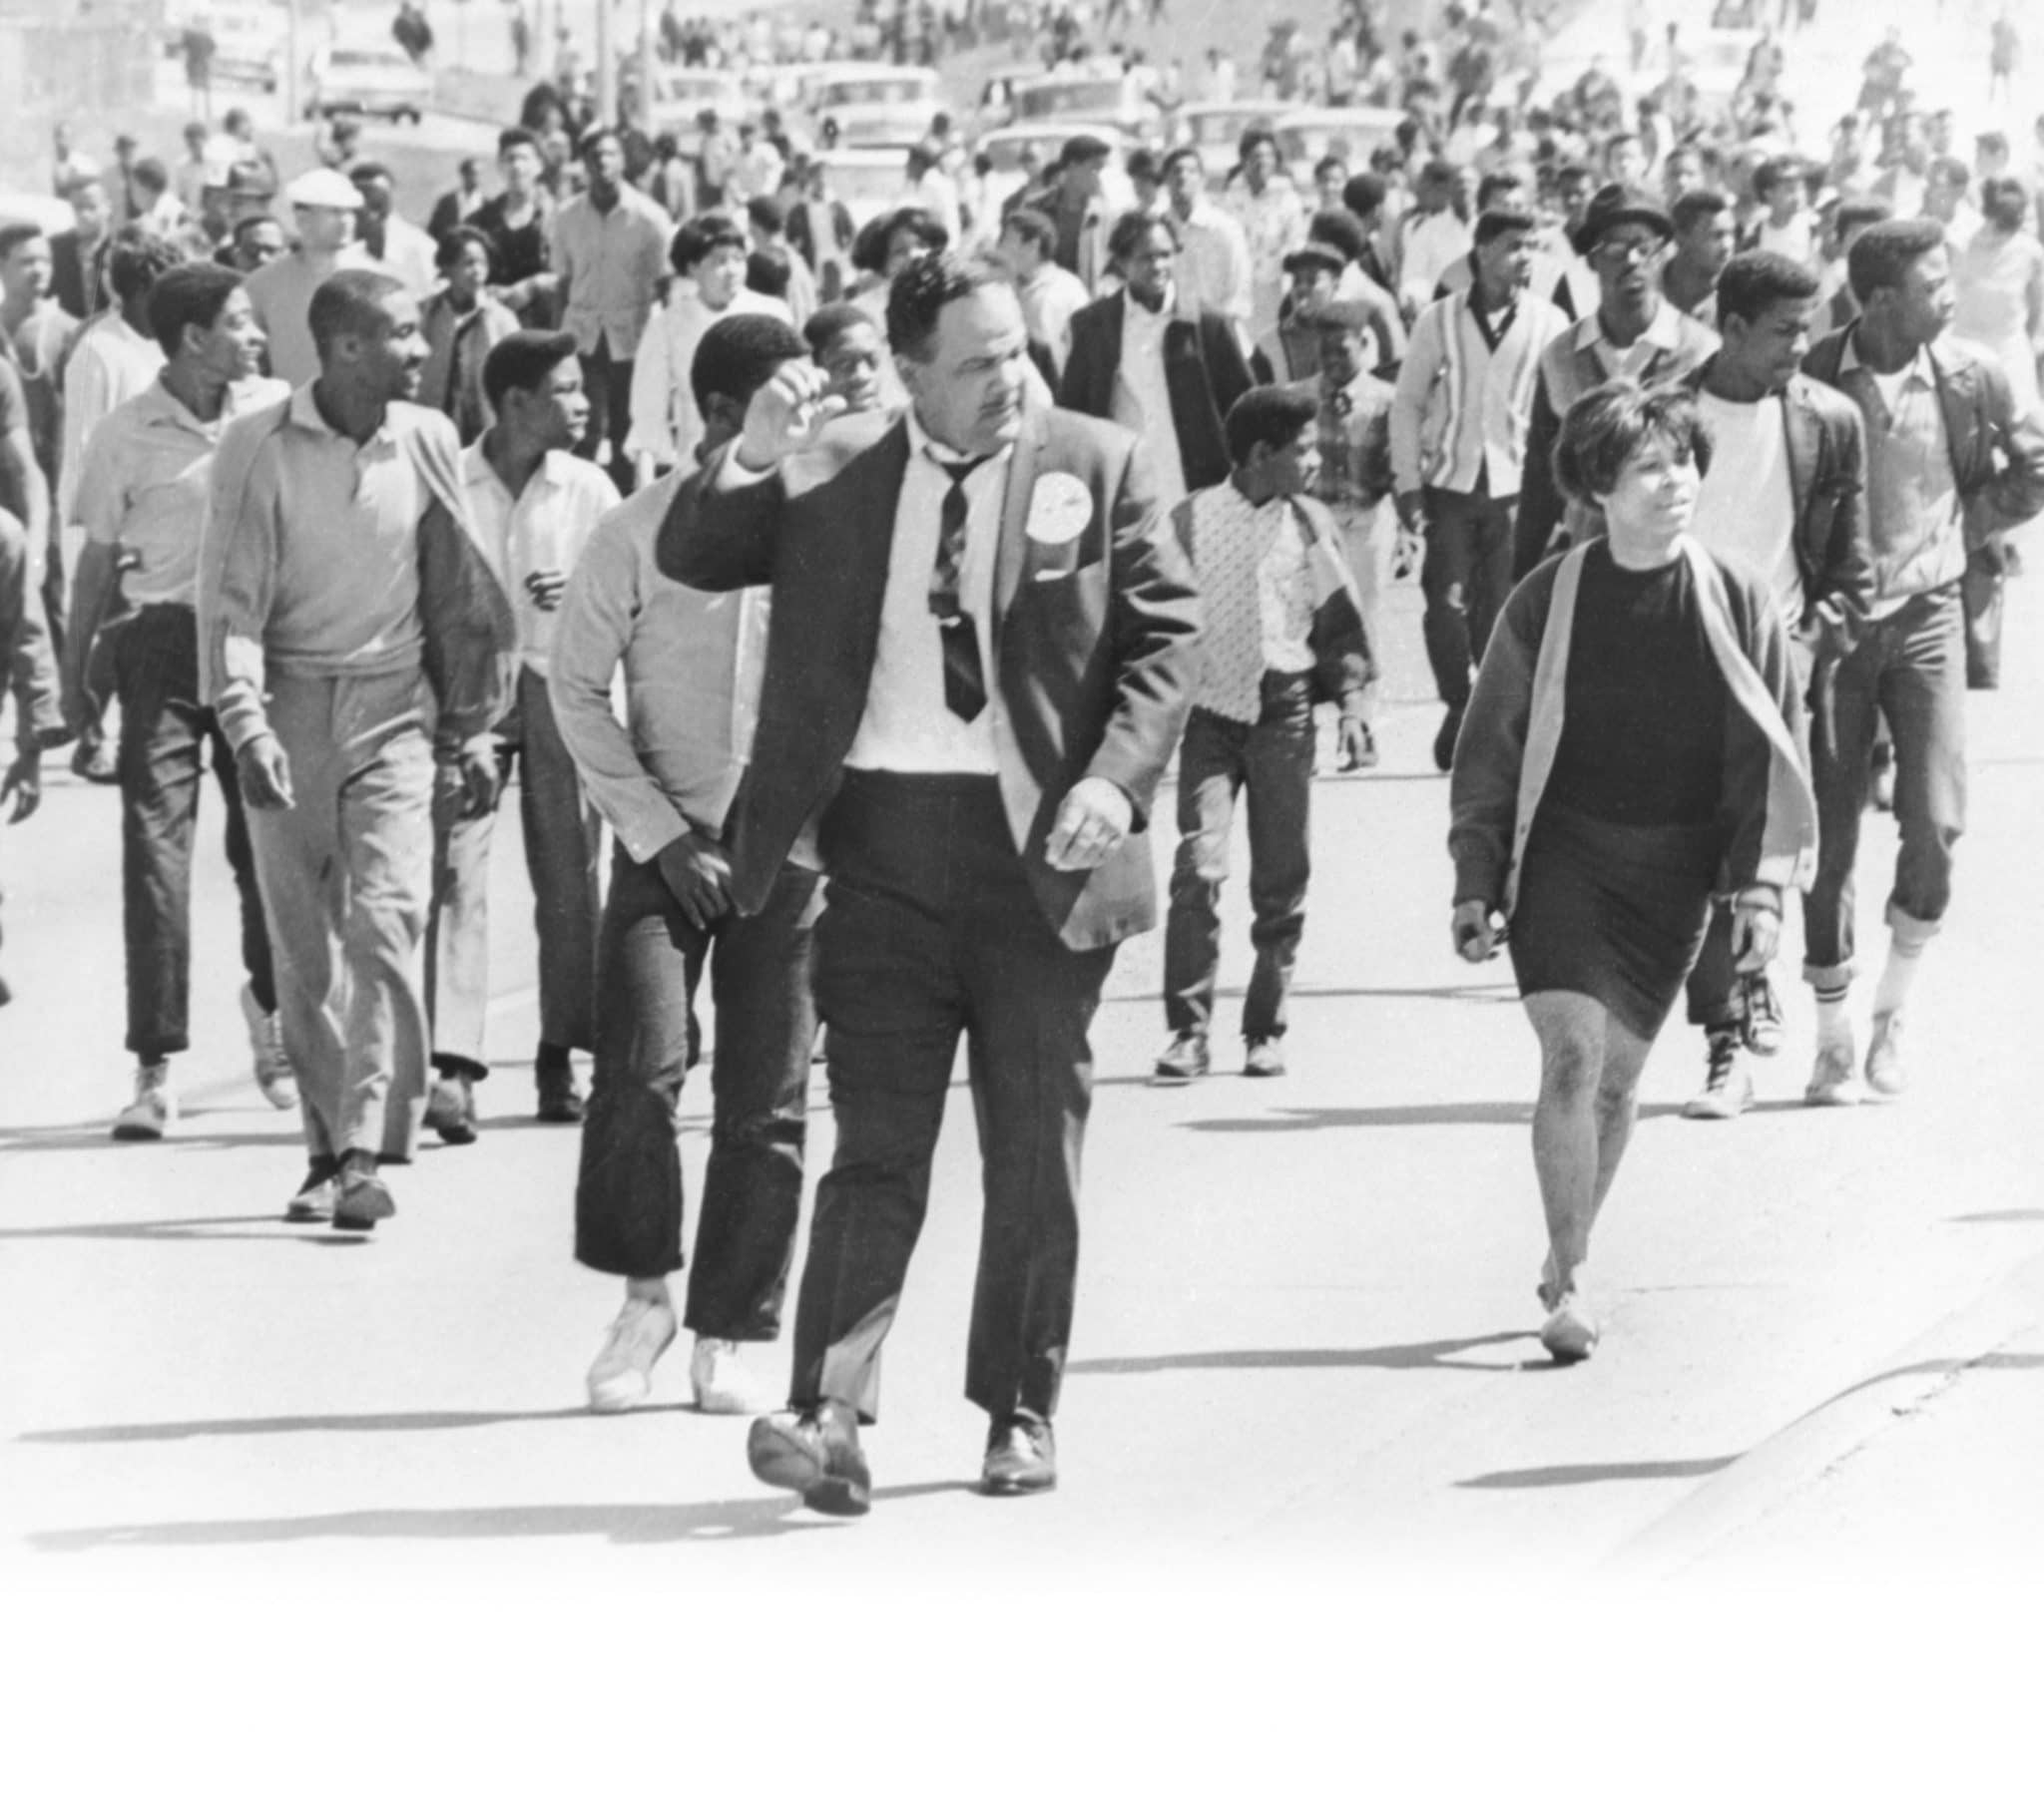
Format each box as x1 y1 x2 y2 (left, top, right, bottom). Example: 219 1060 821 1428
1 0 2041 1508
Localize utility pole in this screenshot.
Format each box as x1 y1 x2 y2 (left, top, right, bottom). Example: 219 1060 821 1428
639 0 657 137
597 0 615 123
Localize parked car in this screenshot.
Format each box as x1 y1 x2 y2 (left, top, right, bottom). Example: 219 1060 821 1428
165 3 286 93
1008 71 1158 136
304 42 434 123
1273 106 1404 184
811 63 945 151
1173 102 1284 185
814 148 913 231
641 64 752 137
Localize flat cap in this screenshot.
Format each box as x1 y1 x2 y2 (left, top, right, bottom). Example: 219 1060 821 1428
284 168 363 210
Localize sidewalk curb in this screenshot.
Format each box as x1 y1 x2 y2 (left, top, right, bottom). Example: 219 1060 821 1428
1609 1246 2044 1577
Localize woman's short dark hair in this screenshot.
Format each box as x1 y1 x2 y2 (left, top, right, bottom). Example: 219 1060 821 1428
886 251 1013 364
1846 217 1947 302
884 207 948 257
436 224 496 272
1224 385 1318 468
481 327 579 411
1715 249 1819 327
691 312 806 414
106 226 184 305
1107 208 1176 263
671 213 747 274
1552 379 1713 505
146 262 244 357
802 301 869 357
1981 176 2031 234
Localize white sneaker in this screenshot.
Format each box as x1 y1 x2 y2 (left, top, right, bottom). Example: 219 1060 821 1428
241 983 298 1111
1683 1034 1754 1121
690 1337 774 1415
1805 1035 1862 1108
111 1063 176 1140
586 1295 678 1413
1540 1291 1601 1363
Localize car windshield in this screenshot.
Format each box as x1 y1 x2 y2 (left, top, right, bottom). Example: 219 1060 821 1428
331 48 404 69
654 72 734 103
1013 80 1123 119
1189 112 1273 147
1277 121 1388 166
821 79 930 107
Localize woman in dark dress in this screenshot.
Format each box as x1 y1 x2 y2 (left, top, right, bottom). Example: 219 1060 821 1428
1448 380 1817 1362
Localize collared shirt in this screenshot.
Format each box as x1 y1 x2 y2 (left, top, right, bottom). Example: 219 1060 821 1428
244 245 379 387
551 184 675 359
1112 289 1188 506
1170 198 1254 327
59 312 166 532
1017 261 1092 379
1397 208 1473 315
845 411 1012 774
1312 371 1397 520
1834 334 1966 610
1181 481 1316 723
376 214 441 297
1585 298 1685 382
459 441 619 673
1223 176 1306 344
1391 284 1567 498
550 466 768 857
262 383 428 669
78 373 289 604
1691 390 1805 625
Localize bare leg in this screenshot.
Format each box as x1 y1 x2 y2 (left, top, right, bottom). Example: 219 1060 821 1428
1590 1015 1655 1215
1524 991 1607 1290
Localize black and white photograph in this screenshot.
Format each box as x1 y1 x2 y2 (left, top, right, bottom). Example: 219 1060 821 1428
0 0 2037 1793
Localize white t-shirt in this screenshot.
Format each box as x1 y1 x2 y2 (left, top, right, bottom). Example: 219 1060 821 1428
1691 390 1804 624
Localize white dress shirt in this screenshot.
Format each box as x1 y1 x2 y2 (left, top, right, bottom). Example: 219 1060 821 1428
1691 391 1804 625
459 442 620 672
1111 289 1188 506
844 411 1010 775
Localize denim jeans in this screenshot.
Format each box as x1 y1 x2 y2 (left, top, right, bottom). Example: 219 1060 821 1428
577 343 637 496
114 607 275 1060
573 849 819 1339
1164 679 1315 1044
1420 485 1518 709
1803 583 1966 986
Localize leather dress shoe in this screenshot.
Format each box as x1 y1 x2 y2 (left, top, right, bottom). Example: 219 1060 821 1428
331 1154 396 1231
535 1062 584 1124
981 1416 1057 1496
426 1074 478 1144
284 1157 341 1222
748 1402 870 1516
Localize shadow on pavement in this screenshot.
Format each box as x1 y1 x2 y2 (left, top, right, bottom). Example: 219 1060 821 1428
28 1481 974 1551
1179 1103 1534 1130
1948 1209 2044 1224
0 1212 367 1245
1455 1457 1738 1490
0 1122 308 1153
1070 1331 1536 1375
20 1406 607 1444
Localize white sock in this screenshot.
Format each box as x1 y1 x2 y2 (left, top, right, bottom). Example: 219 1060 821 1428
1871 938 1926 1021
1813 987 1851 1045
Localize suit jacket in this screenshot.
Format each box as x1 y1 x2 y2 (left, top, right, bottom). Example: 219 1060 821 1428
49 230 107 323
1679 360 1874 637
656 404 1204 953
1511 304 1721 578
1057 291 1256 496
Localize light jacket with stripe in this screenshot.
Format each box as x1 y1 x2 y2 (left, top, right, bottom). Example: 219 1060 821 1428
1448 537 1817 919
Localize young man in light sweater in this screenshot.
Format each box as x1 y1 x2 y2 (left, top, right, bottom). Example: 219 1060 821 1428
1390 207 1568 769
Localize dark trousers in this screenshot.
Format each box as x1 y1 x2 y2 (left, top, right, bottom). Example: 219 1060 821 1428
115 607 275 1060
577 340 637 496
1803 584 1966 985
1419 485 1517 710
574 848 819 1339
1164 679 1314 1042
795 771 1115 1426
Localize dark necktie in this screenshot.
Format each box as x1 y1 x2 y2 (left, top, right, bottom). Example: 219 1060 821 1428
930 457 990 722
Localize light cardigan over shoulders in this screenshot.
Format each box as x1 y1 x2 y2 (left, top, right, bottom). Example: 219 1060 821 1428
1448 536 1817 918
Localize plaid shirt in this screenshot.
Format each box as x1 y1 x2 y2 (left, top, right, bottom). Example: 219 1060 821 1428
1305 372 1396 518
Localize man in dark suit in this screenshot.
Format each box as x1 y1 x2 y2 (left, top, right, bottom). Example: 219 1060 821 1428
659 253 1202 1514
1058 210 1257 510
